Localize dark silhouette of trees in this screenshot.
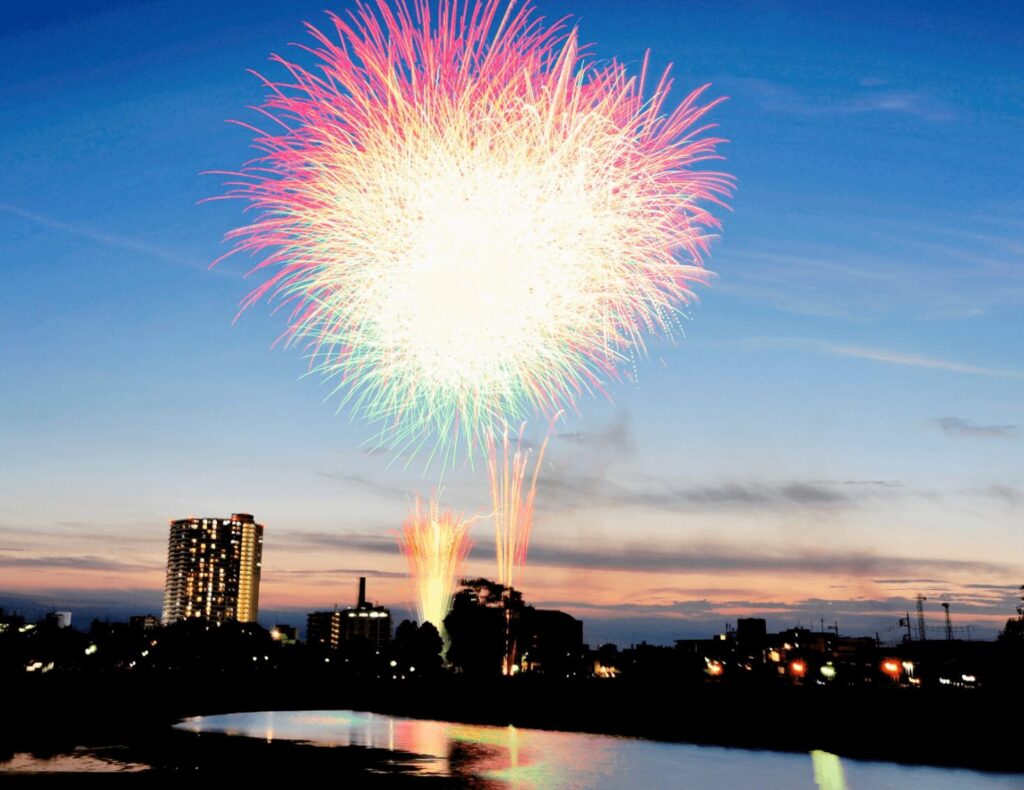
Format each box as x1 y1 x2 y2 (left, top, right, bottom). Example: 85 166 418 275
452 578 523 608
443 578 585 677
445 578 523 676
998 585 1024 642
391 619 443 677
155 619 276 670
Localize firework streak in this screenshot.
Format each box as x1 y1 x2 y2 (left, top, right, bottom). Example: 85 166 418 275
488 425 548 590
218 0 731 461
398 496 473 636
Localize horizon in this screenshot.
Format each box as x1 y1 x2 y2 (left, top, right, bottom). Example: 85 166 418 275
1 0 1022 650
0 562 1014 647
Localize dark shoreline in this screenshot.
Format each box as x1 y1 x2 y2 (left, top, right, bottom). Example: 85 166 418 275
3 672 1021 780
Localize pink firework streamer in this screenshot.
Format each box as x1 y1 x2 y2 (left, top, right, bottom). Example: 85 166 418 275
215 0 732 460
487 423 549 590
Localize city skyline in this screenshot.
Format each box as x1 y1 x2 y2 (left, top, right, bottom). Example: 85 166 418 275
1 0 1022 647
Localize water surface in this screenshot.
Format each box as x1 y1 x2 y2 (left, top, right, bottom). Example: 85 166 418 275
177 709 1020 789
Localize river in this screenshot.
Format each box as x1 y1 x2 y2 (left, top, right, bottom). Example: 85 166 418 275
172 709 1020 789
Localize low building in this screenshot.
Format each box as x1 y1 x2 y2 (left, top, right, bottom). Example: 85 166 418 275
129 615 160 631
270 624 298 645
45 611 72 629
307 577 391 650
0 608 25 633
736 617 767 659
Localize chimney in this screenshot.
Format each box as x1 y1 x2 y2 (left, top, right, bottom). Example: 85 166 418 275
358 577 366 608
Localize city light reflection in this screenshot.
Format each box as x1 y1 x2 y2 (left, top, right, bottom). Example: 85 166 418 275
811 750 847 790
169 710 1011 788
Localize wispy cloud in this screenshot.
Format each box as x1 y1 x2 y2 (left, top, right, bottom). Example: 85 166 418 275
932 417 1018 439
0 554 159 572
718 337 1023 379
0 521 165 552
557 410 635 455
310 465 909 518
0 588 163 609
716 210 1024 319
536 470 904 514
317 470 425 501
981 485 1023 506
0 203 207 271
728 78 956 122
277 530 1011 579
830 345 1022 377
276 530 396 554
265 567 407 580
522 544 1008 578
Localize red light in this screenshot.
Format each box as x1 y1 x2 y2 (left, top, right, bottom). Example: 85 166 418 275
881 660 901 678
789 660 806 677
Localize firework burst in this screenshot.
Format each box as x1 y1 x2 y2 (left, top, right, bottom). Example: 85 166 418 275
219 0 731 460
398 496 473 637
487 424 548 589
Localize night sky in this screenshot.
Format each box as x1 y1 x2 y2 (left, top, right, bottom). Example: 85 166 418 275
1 0 1021 645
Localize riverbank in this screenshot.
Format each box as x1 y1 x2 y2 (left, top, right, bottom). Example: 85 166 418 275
2 672 1020 776
1 729 468 787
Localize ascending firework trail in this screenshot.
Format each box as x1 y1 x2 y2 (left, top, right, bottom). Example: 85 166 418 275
398 496 473 646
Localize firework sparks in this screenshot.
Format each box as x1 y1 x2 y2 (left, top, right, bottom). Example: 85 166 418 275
488 425 548 590
398 496 473 638
219 0 731 460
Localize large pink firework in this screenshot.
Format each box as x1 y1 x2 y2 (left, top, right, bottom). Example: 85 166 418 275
219 0 731 460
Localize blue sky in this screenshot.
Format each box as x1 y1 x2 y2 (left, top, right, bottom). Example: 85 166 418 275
1 0 1021 645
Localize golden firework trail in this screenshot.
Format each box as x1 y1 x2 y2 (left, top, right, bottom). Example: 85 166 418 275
398 496 473 638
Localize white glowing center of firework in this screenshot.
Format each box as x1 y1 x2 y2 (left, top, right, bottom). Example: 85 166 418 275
371 155 588 392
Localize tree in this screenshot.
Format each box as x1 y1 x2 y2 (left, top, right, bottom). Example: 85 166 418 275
452 578 522 608
998 585 1024 642
411 621 443 674
392 619 443 677
444 578 524 676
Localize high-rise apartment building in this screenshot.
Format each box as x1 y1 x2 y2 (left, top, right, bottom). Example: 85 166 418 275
161 513 263 625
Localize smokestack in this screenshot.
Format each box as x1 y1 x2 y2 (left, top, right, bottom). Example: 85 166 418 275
358 577 366 608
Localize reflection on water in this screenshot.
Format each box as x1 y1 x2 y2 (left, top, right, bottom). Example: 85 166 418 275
0 749 147 774
177 710 1020 789
811 750 847 790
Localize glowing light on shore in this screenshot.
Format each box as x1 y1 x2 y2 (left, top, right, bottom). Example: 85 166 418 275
398 496 473 636
881 659 901 679
217 0 732 460
487 425 548 589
